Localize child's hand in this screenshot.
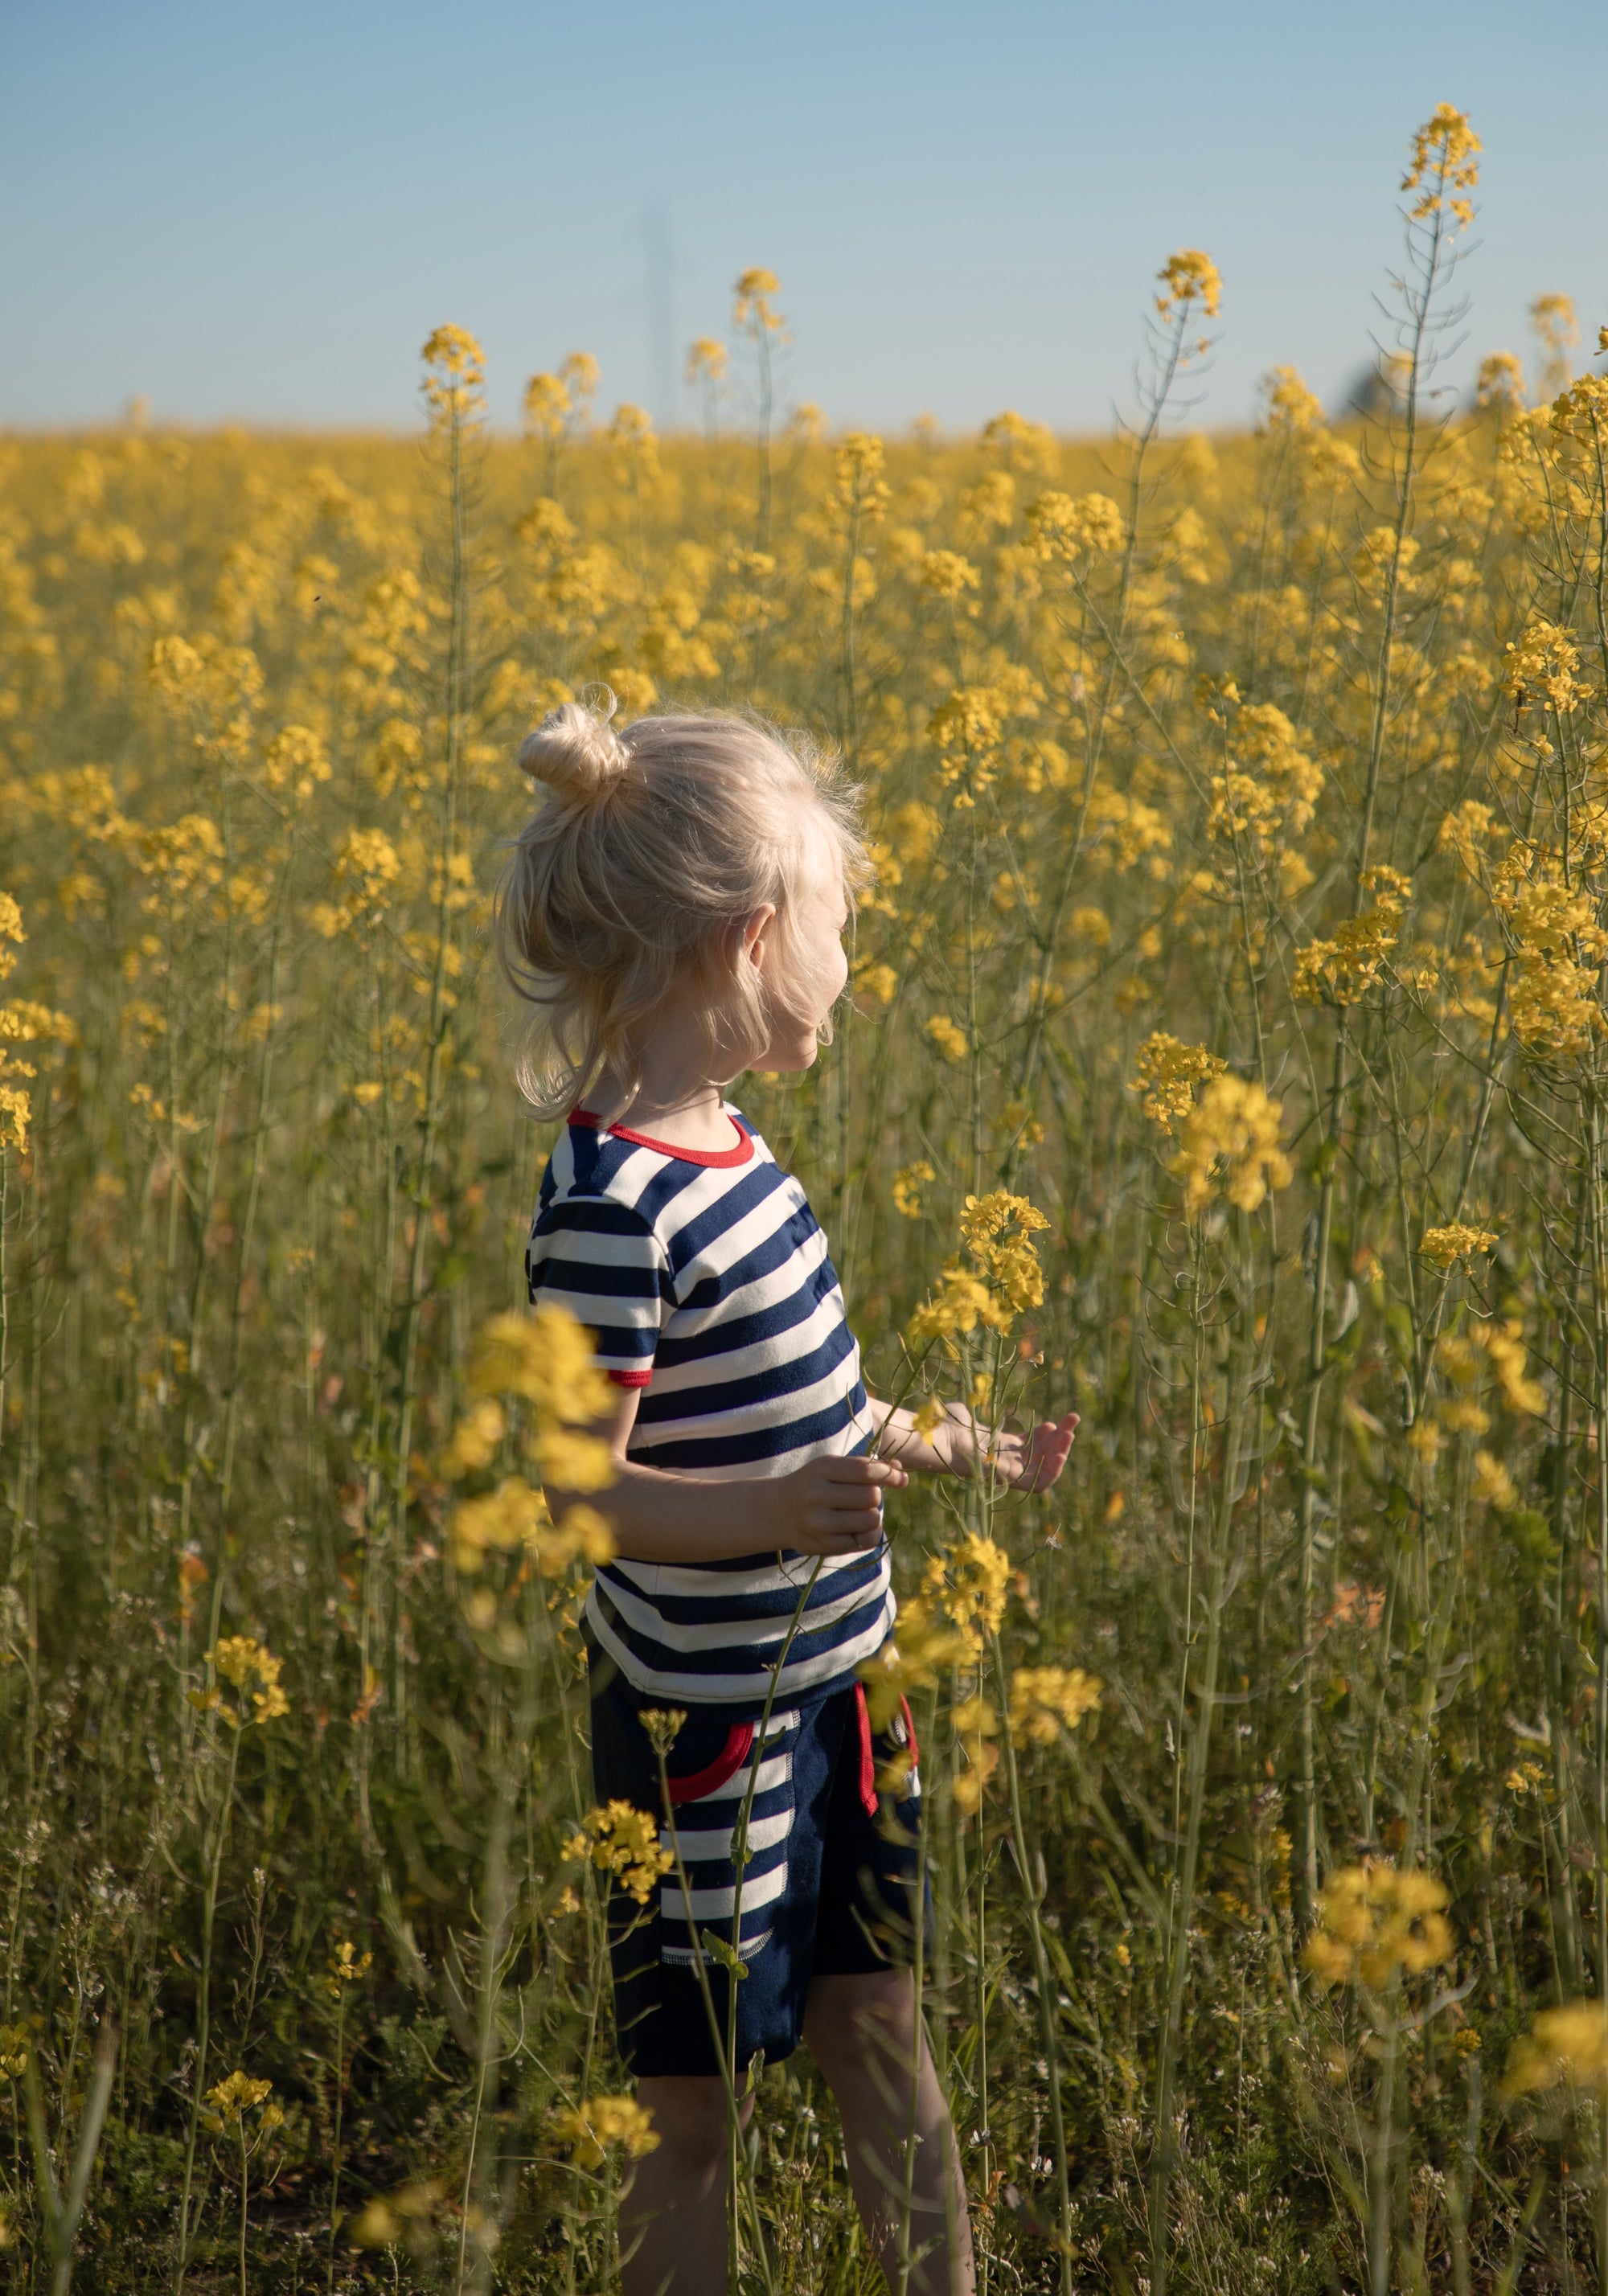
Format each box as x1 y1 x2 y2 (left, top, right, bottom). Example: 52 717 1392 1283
978 1412 1080 1492
781 1454 909 1556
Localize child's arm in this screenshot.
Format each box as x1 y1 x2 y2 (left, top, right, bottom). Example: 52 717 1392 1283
544 1386 908 1564
868 1396 1079 1492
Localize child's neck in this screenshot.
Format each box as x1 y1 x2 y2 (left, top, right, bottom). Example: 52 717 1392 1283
593 1048 733 1154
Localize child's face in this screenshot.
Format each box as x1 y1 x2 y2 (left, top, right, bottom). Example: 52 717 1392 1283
751 842 850 1073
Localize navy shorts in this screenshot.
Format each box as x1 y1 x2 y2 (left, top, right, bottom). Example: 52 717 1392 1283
587 1646 933 2079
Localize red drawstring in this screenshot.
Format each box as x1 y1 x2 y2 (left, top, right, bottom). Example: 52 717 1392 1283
852 1682 879 1817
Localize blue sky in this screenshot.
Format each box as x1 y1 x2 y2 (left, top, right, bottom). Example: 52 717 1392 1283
3 0 1605 434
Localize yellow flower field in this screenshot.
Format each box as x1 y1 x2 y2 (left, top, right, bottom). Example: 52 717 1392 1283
6 102 1608 2290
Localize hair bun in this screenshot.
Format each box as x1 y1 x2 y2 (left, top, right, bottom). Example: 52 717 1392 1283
519 691 630 806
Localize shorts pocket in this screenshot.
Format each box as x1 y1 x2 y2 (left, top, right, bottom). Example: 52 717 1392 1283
665 1720 754 1806
656 1708 801 1967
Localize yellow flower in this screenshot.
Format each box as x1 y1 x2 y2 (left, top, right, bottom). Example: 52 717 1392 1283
1401 104 1481 229
931 1532 1011 1641
1008 1666 1101 1748
925 1015 969 1063
1530 293 1578 392
1419 1223 1499 1268
732 269 784 332
858 1584 978 1728
1302 1863 1454 1989
920 550 980 603
469 1306 613 1425
1170 1074 1293 1216
907 1190 1048 1344
892 1160 936 1218
532 1426 616 1494
1293 870 1412 1007
1472 1450 1516 1508
960 1191 1049 1312
950 1692 1000 1814
1155 248 1222 322
553 2094 660 2167
327 1940 373 1995
1406 1417 1446 1463
204 2071 275 2126
1027 490 1126 561
831 433 889 523
853 958 896 1006
1478 1319 1544 1415
420 325 486 425
449 1478 615 1577
1504 2001 1608 2098
1475 352 1524 413
685 337 727 386
263 724 331 799
0 894 24 984
441 1397 507 1477
1503 620 1592 717
1131 1032 1226 1134
199 1638 290 1726
563 1802 673 1904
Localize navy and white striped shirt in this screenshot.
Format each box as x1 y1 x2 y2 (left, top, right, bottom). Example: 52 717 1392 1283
525 1105 892 1710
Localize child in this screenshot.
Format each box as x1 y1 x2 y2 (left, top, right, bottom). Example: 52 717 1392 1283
496 697 1077 2296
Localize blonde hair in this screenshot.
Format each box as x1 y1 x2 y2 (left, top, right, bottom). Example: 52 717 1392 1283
494 692 868 1118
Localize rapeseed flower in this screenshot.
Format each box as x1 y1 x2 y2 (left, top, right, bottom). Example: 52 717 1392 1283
1008 1666 1101 1747
1401 104 1481 229
553 2094 660 2167
1155 248 1222 322
1171 1075 1293 1216
1504 2002 1608 2097
1419 1223 1499 1267
1302 1863 1454 1989
564 1802 673 1905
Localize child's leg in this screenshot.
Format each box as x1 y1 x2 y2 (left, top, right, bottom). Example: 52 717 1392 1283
619 2075 754 2296
803 1970 975 2296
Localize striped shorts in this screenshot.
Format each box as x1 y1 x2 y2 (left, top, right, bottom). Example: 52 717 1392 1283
586 1644 931 2078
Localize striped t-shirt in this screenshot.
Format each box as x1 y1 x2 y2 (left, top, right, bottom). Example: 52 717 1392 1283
525 1105 892 1711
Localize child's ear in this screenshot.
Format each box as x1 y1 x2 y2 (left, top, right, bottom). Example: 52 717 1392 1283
739 904 777 969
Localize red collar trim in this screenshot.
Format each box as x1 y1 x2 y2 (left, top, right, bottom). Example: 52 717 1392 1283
569 1107 755 1168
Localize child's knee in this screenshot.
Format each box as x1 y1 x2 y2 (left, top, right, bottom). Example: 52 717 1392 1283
805 1970 918 2077
634 2074 747 2172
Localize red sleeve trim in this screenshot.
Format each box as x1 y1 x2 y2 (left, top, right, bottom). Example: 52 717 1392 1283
607 1367 654 1388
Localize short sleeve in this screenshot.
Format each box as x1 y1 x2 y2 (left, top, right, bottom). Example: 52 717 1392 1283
524 1196 671 1388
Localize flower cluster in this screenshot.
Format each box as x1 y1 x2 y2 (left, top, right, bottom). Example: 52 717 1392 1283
1130 1031 1227 1133
563 1800 673 1906
1401 102 1481 228
441 1306 617 1581
1293 869 1412 1007
203 2070 283 2135
907 1192 1049 1344
326 1939 372 1997
1419 1223 1499 1268
0 893 74 1154
420 325 486 427
1007 1666 1102 1746
552 2093 660 2167
190 1638 290 1728
1504 2001 1608 2098
1302 1863 1454 1988
1155 248 1223 322
859 1533 1011 1729
1171 1074 1293 1216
